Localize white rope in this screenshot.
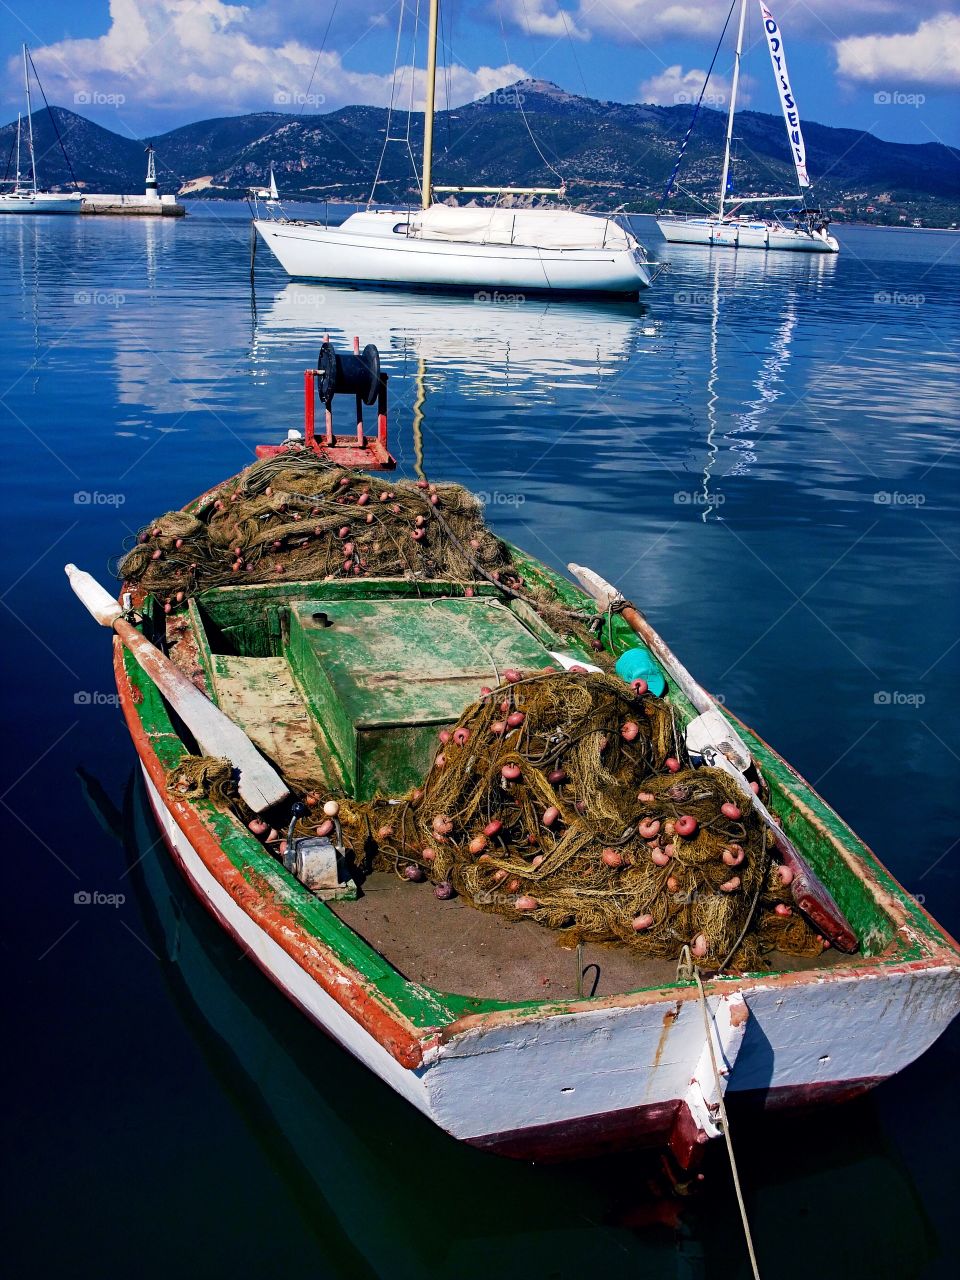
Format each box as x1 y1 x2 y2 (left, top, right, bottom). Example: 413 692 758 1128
679 946 761 1280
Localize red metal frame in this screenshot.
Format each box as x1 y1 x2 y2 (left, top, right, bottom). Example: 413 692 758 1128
256 338 396 469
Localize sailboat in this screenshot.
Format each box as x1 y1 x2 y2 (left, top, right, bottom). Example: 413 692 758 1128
0 46 82 215
657 1 838 254
253 1 657 295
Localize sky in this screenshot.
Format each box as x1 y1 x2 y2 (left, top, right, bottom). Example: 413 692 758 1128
0 0 957 151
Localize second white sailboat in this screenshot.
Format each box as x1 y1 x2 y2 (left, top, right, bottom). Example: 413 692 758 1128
657 1 838 254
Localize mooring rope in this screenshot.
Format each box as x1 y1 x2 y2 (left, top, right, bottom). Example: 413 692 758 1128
678 945 761 1280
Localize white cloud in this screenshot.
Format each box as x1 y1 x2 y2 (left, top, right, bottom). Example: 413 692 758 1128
9 0 528 120
638 64 745 110
561 1 941 45
835 13 960 88
498 1 589 40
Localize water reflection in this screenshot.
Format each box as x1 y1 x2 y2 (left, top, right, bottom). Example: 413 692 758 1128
253 281 656 400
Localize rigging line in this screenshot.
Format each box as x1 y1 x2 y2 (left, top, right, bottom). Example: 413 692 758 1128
26 49 80 192
497 0 564 189
439 0 453 152
659 0 737 208
304 0 341 102
405 0 423 201
368 0 408 205
558 8 589 99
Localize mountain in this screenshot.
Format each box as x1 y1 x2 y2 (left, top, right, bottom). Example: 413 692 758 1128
2 83 957 225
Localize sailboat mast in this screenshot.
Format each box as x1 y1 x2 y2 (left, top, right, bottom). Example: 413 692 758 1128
15 113 21 191
421 0 439 210
718 0 747 220
22 45 37 194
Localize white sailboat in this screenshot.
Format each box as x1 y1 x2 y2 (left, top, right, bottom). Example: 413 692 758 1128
0 46 82 215
657 1 838 254
253 0 657 295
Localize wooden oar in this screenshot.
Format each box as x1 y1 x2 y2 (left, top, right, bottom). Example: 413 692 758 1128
567 562 858 953
65 565 289 814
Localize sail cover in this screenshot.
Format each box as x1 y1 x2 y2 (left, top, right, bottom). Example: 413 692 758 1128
758 1 810 188
414 206 634 251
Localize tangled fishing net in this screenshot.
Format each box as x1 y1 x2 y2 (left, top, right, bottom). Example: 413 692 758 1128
122 452 524 598
327 670 824 971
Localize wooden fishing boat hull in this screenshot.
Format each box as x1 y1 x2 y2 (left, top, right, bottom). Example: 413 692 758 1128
116 628 960 1166
254 217 656 295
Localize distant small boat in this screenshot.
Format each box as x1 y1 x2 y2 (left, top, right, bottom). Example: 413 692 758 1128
65 351 960 1169
0 46 82 215
657 1 838 254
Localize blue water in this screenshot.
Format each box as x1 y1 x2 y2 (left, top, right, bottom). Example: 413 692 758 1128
3 207 958 1278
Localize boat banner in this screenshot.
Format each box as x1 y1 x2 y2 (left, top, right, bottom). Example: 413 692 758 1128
758 2 810 188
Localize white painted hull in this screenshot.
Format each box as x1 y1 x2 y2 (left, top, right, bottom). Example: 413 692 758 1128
657 217 839 254
254 217 654 295
0 191 82 214
142 765 960 1160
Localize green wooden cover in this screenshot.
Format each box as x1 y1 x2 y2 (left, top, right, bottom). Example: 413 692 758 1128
286 596 558 798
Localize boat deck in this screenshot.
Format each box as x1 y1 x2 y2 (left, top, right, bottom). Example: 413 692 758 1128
330 871 847 1002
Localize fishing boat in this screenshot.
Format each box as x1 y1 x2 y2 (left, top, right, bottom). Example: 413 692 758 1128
66 351 960 1168
0 47 82 215
657 1 838 254
252 1 657 296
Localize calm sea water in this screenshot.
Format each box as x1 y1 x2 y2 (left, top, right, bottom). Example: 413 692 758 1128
3 207 958 1279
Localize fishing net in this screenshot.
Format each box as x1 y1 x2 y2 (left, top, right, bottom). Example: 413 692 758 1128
121 451 523 600
324 670 824 971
